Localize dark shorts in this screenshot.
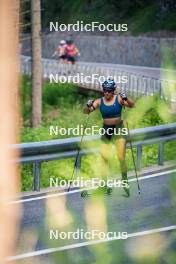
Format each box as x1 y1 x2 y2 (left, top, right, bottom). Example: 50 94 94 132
66 55 76 63
101 123 127 143
59 55 67 60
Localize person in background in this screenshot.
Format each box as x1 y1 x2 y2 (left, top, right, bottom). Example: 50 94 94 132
52 40 67 63
65 39 80 64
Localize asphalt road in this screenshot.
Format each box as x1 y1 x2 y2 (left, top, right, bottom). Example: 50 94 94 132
8 168 176 263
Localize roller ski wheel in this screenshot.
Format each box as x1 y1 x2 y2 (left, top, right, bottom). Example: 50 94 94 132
106 187 113 195
81 190 91 198
122 187 130 198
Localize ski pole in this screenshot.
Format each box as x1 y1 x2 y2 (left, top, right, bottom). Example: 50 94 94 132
68 113 90 192
123 104 141 195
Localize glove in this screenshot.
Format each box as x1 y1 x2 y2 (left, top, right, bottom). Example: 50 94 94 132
119 92 127 101
87 99 94 108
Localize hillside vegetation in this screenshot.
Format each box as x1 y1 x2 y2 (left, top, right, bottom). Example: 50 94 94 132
21 0 176 34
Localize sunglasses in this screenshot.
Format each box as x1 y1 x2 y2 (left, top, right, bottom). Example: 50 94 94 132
103 89 113 94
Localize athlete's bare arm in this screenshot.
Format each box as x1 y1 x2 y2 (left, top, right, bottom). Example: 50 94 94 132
83 98 100 114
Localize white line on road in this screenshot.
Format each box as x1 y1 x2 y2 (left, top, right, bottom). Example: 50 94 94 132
9 168 176 204
128 170 175 183
7 225 176 261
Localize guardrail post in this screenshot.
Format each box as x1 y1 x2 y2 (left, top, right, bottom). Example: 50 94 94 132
158 142 164 165
136 145 142 171
144 77 147 95
146 78 149 95
132 74 135 94
127 74 130 93
151 78 153 95
159 80 163 99
33 161 41 191
136 77 139 97
76 155 81 178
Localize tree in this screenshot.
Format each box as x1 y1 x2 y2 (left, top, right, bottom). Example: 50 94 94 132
31 0 42 127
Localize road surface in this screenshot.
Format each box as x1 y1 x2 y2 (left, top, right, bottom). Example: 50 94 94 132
8 168 176 263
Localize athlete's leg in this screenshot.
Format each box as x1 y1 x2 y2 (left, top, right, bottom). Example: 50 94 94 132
100 142 111 182
115 137 130 196
115 137 127 173
71 57 76 64
81 142 111 197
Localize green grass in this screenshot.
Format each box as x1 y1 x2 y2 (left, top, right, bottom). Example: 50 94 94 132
20 77 176 191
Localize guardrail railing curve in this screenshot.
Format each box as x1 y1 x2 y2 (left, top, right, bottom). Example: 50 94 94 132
14 122 176 191
21 56 176 103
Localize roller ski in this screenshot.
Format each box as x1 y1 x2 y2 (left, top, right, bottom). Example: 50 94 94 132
81 185 113 198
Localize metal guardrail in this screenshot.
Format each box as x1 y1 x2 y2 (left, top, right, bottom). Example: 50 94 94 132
15 123 176 191
20 55 176 102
